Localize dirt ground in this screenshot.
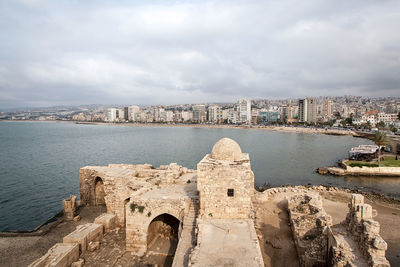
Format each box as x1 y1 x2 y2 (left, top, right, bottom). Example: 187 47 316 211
253 196 299 267
0 206 106 267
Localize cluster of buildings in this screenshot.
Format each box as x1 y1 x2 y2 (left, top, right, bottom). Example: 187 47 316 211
2 96 400 128
103 98 333 125
104 99 253 124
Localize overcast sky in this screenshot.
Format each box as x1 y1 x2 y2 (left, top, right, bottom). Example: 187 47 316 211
1 0 400 109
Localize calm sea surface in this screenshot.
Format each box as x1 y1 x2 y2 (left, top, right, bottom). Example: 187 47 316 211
1 121 399 231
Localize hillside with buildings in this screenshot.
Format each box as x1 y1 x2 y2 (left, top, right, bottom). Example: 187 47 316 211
2 97 400 131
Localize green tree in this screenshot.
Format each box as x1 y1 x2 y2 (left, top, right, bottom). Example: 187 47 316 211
376 121 386 128
373 131 387 167
345 117 353 125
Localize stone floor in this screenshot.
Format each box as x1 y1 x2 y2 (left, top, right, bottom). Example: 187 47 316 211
191 219 264 266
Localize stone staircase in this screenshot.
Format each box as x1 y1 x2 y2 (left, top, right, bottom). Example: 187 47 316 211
172 197 200 267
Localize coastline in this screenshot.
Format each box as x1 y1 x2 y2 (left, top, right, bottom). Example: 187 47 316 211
1 119 360 137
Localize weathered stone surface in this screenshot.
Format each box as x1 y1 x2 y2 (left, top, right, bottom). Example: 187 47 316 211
210 137 244 161
71 258 84 267
373 236 388 250
62 195 77 221
189 219 264 267
73 215 81 222
287 193 332 266
94 213 116 232
63 223 103 255
198 138 254 219
87 241 100 252
28 243 79 267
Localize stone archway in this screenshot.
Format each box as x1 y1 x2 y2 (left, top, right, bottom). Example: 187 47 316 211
146 213 180 267
94 177 105 206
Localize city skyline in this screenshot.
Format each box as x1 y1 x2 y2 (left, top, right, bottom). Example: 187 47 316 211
1 1 400 109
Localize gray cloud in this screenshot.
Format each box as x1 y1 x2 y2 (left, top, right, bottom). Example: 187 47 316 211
1 0 400 108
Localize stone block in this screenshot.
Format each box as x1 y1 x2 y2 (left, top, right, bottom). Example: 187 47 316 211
71 258 85 267
63 223 103 254
356 204 373 220
350 194 364 209
29 243 79 267
94 213 116 232
62 195 77 221
88 241 100 252
372 236 387 250
363 220 380 235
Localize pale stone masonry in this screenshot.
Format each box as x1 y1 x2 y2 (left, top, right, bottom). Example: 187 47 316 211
197 138 254 219
29 137 391 267
28 243 79 267
288 192 390 267
62 195 77 221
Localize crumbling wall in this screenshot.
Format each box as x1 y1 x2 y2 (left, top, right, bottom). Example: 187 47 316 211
287 193 332 266
79 163 191 226
345 194 390 267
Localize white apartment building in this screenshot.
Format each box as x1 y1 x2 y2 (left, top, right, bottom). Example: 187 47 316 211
207 105 222 123
237 99 251 124
128 106 140 122
107 108 117 122
181 111 193 122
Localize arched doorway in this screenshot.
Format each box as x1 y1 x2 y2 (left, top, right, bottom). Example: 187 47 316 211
94 177 105 206
146 213 180 267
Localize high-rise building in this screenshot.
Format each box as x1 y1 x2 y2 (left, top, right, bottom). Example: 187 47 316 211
193 105 206 123
181 111 193 122
107 108 117 122
128 106 140 122
237 99 251 124
299 98 317 123
322 100 332 118
207 105 223 123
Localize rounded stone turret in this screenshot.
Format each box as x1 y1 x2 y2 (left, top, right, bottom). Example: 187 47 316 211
210 138 243 161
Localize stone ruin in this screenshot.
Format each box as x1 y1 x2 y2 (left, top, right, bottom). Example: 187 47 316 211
62 195 77 221
288 192 390 267
29 137 391 267
341 194 389 267
288 193 333 266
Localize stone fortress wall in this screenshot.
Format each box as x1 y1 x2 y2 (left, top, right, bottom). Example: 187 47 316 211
29 137 391 267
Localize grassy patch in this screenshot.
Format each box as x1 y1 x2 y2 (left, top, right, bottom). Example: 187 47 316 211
380 156 400 167
347 156 400 168
348 162 379 168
